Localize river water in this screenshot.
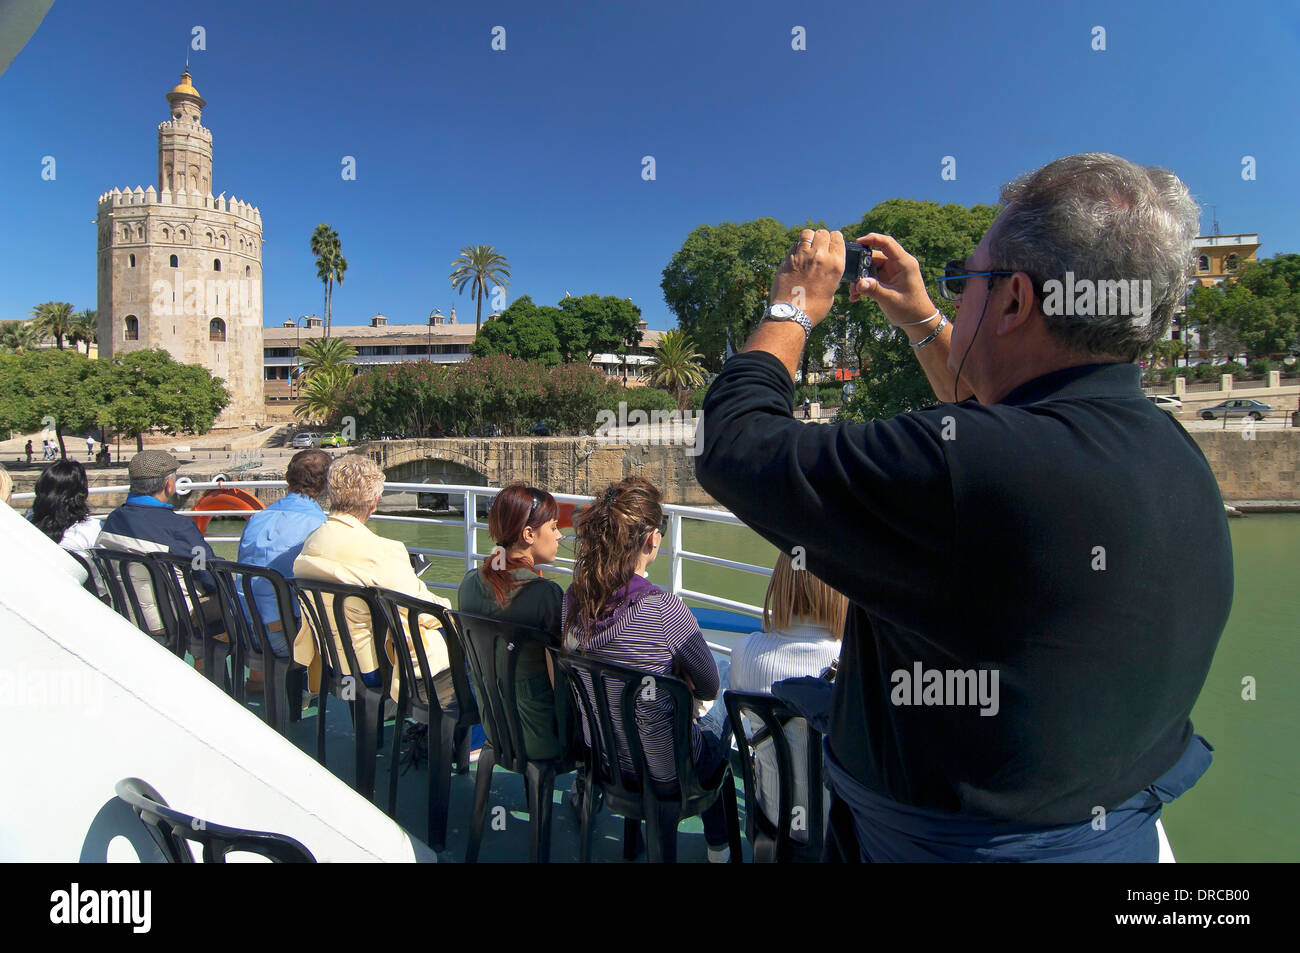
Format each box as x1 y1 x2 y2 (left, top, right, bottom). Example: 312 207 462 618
209 511 1297 861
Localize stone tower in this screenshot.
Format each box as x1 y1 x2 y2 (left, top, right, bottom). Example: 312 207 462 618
96 70 264 427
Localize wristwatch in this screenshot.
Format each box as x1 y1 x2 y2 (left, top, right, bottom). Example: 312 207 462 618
762 301 812 337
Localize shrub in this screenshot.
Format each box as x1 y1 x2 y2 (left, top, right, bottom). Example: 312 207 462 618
1248 359 1274 378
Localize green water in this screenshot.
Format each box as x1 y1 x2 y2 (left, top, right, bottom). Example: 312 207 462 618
209 512 1298 862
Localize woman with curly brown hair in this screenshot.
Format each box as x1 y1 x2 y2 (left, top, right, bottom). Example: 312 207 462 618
562 476 733 861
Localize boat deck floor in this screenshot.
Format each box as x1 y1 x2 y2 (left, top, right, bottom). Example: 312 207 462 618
233 663 755 863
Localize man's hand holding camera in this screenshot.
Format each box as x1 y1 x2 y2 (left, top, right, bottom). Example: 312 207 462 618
768 228 939 329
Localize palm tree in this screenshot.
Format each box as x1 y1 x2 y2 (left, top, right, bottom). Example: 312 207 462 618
297 336 357 378
294 364 352 423
449 245 510 334
31 301 76 350
646 329 707 409
69 309 97 356
0 321 43 353
310 224 347 337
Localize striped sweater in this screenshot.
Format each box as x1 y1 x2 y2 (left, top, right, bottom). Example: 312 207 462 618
561 576 718 786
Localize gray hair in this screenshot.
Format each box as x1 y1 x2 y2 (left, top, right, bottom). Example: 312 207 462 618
130 472 174 497
326 454 385 517
989 153 1199 360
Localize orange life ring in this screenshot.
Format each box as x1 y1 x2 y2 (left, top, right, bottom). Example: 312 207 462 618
191 485 265 534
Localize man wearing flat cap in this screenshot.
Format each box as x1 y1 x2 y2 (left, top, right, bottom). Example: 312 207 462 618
98 450 222 637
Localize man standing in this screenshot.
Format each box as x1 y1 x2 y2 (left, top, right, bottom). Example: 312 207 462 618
694 153 1232 862
86 434 96 460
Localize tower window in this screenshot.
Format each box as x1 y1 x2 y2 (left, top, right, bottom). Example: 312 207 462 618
129 254 136 267
124 315 139 341
213 259 221 272
1225 254 1239 273
209 318 226 342
1197 255 1209 273
170 254 179 268
206 230 214 244
245 265 251 276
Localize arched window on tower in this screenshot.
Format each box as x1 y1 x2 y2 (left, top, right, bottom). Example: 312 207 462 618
178 228 188 242
206 230 214 244
124 315 139 341
1197 255 1209 273
129 254 136 268
169 254 179 268
162 225 171 241
209 318 226 342
1225 254 1239 273
245 265 251 276
213 259 221 272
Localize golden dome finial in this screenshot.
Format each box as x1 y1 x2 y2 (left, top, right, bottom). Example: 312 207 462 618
166 69 205 108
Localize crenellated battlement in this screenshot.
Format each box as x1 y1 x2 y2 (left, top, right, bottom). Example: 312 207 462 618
96 186 261 224
157 118 211 137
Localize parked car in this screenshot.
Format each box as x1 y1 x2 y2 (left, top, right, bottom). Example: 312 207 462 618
1199 399 1272 421
319 433 349 448
532 420 551 436
290 432 320 448
1148 395 1182 414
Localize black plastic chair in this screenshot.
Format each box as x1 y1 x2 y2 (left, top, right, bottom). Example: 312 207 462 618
449 611 574 863
209 560 308 734
551 649 743 863
293 578 392 801
67 549 111 603
114 777 315 863
723 690 825 862
376 589 480 852
91 547 183 655
149 551 231 687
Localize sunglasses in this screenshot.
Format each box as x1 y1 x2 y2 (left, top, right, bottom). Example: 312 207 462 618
937 260 1017 301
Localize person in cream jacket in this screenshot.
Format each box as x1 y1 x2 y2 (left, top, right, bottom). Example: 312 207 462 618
292 454 452 702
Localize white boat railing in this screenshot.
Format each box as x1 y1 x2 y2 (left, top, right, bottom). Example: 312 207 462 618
19 480 774 655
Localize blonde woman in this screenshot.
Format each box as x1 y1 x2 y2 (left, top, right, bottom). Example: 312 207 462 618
292 454 452 703
728 551 846 842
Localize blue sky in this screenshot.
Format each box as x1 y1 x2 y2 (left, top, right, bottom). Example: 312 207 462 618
2 0 1297 331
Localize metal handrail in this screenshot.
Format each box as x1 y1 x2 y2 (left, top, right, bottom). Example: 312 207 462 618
17 480 774 653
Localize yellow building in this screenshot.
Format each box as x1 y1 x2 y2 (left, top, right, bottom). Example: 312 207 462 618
1174 233 1260 360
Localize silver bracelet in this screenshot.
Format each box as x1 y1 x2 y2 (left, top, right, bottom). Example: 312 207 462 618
911 314 949 349
896 309 941 327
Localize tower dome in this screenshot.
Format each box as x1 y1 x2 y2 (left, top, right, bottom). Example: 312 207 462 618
166 69 205 109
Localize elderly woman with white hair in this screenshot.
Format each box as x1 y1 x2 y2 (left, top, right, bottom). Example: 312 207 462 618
292 454 452 701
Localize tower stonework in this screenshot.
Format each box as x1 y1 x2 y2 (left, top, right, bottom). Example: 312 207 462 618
97 70 264 427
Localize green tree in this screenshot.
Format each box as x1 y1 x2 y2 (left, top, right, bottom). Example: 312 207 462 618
104 349 230 451
0 349 114 455
297 336 358 377
450 245 511 334
69 309 97 355
31 301 77 350
557 294 643 379
295 365 352 425
310 224 347 337
661 218 805 371
0 321 43 353
646 329 707 409
469 295 562 365
836 200 1000 421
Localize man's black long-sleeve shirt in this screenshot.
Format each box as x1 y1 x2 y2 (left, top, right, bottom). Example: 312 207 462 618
696 353 1233 825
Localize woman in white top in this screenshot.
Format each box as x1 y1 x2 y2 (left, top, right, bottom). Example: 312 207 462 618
30 459 102 555
728 551 846 842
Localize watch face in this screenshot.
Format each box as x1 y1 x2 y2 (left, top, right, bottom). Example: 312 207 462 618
769 303 796 319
